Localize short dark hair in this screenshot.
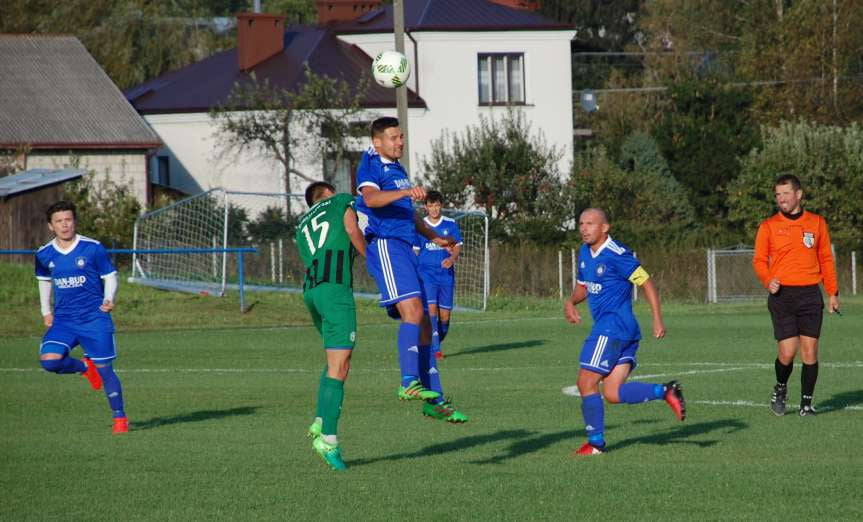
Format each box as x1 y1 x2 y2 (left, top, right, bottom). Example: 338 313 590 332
425 190 443 205
46 201 76 222
371 117 399 138
775 174 802 191
304 181 336 207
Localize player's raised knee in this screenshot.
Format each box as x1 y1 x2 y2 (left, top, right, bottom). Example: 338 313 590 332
40 357 66 373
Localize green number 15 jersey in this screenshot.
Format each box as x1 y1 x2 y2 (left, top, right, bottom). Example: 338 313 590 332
295 193 357 290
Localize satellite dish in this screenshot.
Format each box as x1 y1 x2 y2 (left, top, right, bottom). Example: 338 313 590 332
580 90 598 112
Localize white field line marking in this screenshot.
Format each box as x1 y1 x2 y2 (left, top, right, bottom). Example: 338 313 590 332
690 399 863 412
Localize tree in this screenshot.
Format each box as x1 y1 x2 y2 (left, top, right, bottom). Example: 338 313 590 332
210 66 369 214
62 174 141 249
420 110 566 243
568 135 696 248
0 0 318 90
727 120 863 251
651 73 760 224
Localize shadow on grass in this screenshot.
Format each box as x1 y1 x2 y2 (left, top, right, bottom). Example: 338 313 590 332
472 429 584 464
446 339 547 358
348 429 536 467
610 419 748 451
817 389 863 414
133 406 260 431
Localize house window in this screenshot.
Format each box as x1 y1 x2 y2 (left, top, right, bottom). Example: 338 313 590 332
157 156 170 186
323 150 362 195
478 53 525 105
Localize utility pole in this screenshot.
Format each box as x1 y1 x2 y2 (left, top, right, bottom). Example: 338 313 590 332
393 0 410 173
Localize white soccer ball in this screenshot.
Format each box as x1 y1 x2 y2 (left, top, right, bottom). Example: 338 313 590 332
372 50 411 88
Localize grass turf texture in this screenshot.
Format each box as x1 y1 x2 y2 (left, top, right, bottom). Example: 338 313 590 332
2 261 862 519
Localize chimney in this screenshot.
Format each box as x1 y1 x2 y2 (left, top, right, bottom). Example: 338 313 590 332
315 0 382 25
488 0 541 10
236 12 287 71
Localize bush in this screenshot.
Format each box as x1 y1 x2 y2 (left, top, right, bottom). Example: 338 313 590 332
728 120 863 251
62 173 140 249
568 136 697 249
421 110 567 243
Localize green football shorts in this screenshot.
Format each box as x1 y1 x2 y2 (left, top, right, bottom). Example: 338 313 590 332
304 283 357 350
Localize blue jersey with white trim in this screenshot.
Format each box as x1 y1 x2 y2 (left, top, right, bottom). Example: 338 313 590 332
576 237 642 341
416 216 463 276
35 235 116 326
354 146 416 243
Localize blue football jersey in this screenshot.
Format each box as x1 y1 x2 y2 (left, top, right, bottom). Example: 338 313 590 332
576 237 642 341
416 216 463 276
35 235 117 326
355 146 416 244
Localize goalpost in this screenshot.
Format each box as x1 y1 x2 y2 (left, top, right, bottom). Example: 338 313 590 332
131 188 490 310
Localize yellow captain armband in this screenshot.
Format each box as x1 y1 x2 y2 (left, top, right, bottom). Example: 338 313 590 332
628 266 650 286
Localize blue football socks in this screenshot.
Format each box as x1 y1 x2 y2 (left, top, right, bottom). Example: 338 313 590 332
429 315 441 352
40 356 87 375
397 322 421 387
581 393 605 447
619 382 665 404
418 345 444 405
439 321 450 343
96 364 125 418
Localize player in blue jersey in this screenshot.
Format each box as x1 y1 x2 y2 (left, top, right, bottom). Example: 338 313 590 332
35 201 128 434
564 208 685 456
414 191 462 360
355 117 468 423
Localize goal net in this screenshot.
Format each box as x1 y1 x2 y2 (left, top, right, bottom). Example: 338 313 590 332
131 188 490 310
705 246 764 302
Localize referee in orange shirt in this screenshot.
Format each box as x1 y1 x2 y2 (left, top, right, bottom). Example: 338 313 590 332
753 174 840 417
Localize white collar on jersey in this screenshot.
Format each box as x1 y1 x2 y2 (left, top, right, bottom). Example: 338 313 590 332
589 236 613 258
52 234 81 255
424 216 443 227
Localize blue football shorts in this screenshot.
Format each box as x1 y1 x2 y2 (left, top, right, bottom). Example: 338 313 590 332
366 237 423 306
418 267 455 310
40 318 117 363
579 334 639 376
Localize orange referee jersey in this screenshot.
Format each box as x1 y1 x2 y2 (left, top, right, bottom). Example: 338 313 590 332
753 210 838 296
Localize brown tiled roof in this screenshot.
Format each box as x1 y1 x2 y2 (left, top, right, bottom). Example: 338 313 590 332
0 35 161 149
126 28 426 114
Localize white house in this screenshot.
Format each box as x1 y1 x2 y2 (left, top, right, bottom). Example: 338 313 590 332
125 0 575 209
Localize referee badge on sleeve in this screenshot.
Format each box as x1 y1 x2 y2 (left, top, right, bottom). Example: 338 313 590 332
803 232 815 248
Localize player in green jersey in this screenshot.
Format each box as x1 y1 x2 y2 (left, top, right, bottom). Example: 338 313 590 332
297 181 366 471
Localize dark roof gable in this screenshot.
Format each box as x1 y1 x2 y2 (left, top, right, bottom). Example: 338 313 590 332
127 27 425 114
336 0 573 33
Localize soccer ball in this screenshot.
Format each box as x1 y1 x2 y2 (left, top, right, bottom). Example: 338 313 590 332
372 50 411 88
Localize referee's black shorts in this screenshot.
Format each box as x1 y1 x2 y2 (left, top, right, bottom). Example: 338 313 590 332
767 284 824 341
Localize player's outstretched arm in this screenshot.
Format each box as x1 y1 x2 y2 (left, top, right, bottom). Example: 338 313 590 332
564 284 587 325
361 185 425 208
344 207 366 258
640 278 666 339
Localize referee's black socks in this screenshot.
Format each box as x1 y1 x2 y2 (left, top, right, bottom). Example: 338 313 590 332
775 358 793 386
801 362 819 406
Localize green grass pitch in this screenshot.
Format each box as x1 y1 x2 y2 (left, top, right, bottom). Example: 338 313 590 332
2 292 862 520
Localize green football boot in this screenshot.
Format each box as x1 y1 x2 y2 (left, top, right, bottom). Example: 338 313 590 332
307 418 322 438
312 437 347 471
422 400 469 423
398 380 440 401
